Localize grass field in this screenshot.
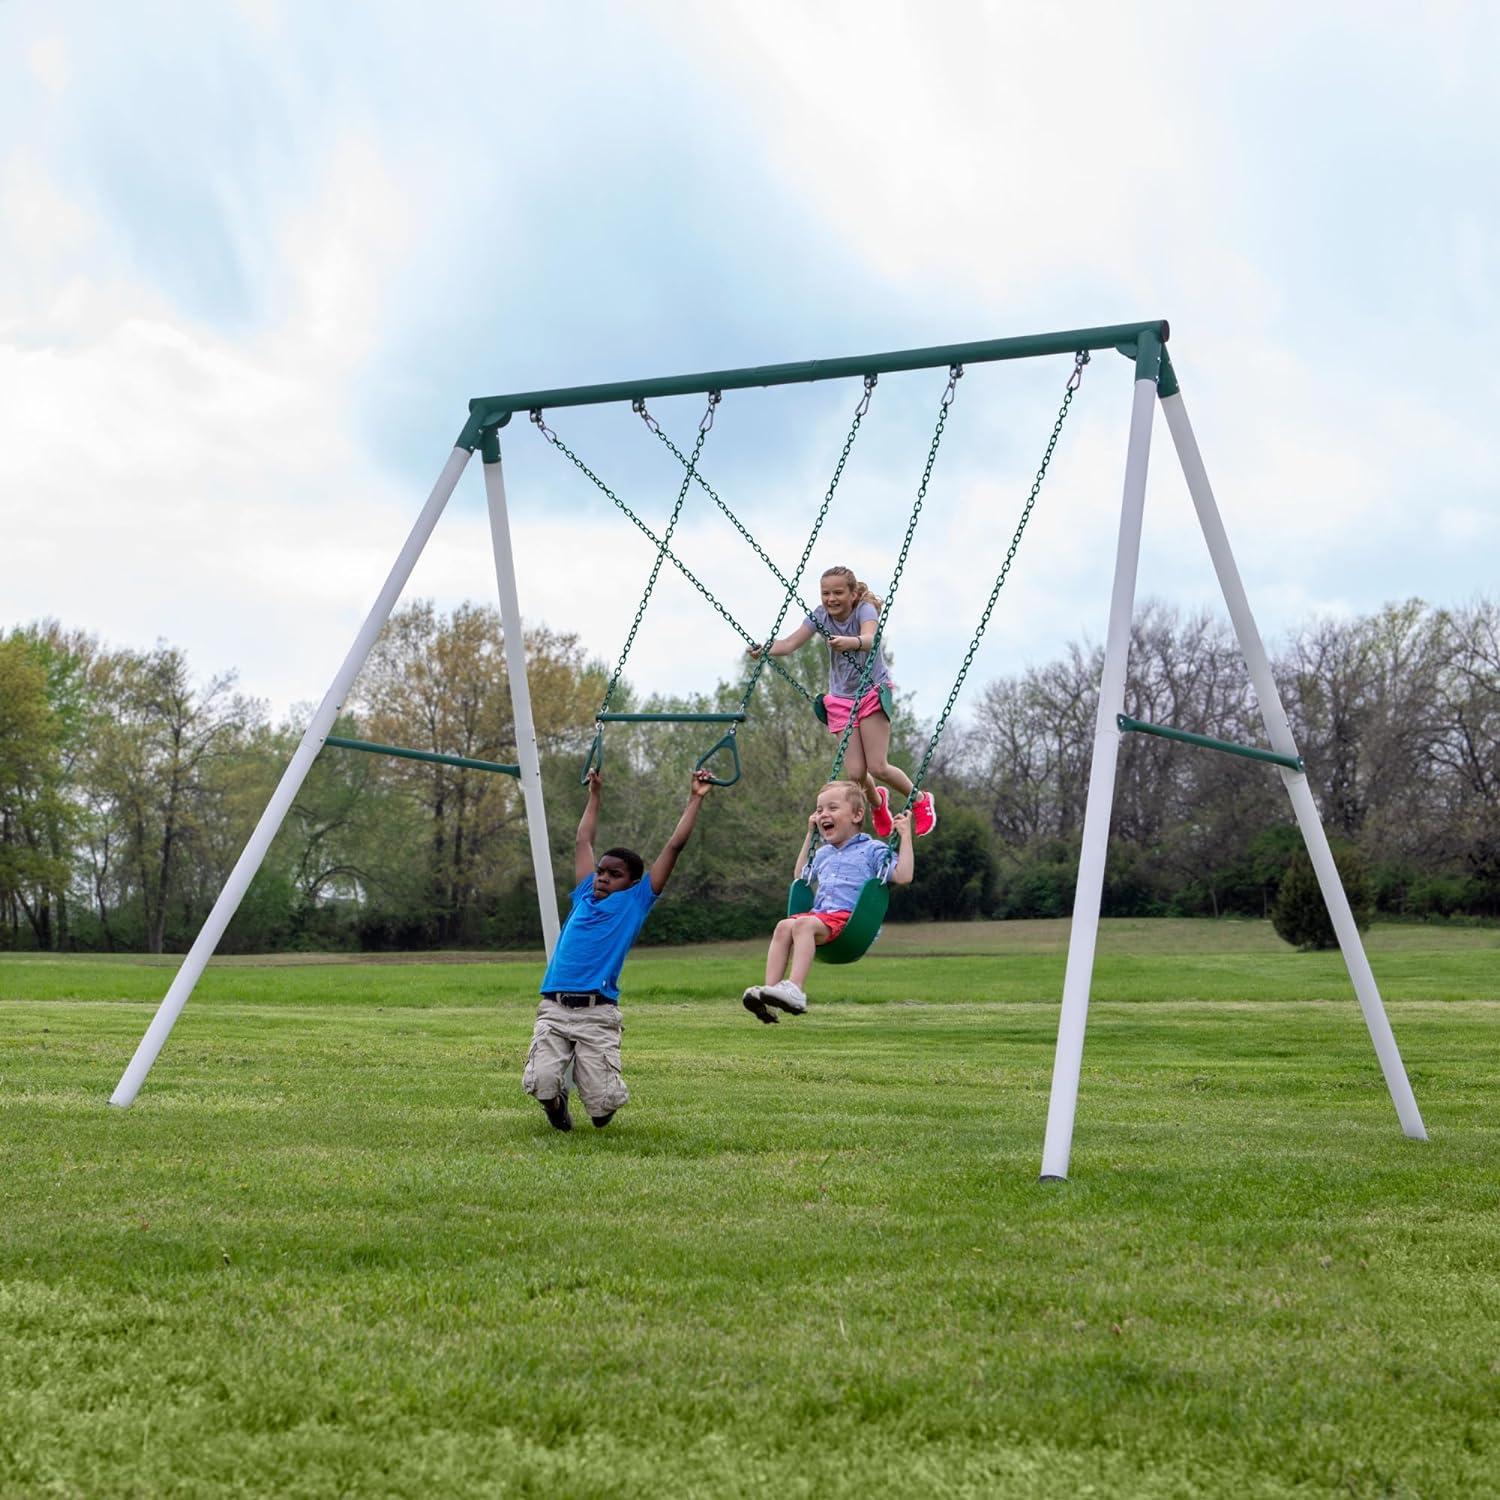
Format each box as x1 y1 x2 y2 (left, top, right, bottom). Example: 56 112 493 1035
3 919 1498 1498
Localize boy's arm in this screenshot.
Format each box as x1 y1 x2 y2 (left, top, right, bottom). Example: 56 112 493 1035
888 810 916 886
648 770 714 894
574 770 604 884
794 814 817 882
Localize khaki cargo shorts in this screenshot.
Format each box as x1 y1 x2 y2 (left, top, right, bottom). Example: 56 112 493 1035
522 996 630 1117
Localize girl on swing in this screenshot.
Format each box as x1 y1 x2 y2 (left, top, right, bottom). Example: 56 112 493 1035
749 565 936 840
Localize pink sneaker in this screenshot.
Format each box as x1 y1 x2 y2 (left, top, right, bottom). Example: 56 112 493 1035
913 791 937 837
871 786 894 839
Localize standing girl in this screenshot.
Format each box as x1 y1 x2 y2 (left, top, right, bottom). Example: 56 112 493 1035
749 564 936 838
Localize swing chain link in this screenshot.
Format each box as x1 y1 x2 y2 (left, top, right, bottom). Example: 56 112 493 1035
942 363 963 408
645 422 796 600
631 397 661 435
905 348 1090 798
640 386 870 674
830 365 958 783
739 374 878 705
596 393 718 714
700 390 722 432
534 410 818 703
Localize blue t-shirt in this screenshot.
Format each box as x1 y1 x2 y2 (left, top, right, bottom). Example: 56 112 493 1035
801 833 895 913
539 875 658 1000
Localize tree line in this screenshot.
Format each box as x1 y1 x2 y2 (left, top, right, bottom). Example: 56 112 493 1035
3 597 1497 954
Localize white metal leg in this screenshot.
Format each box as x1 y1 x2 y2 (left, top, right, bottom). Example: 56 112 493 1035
1160 390 1426 1141
1039 374 1158 1180
109 446 475 1107
482 448 561 959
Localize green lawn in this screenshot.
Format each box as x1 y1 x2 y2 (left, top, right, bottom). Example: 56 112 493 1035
2 920 1497 1498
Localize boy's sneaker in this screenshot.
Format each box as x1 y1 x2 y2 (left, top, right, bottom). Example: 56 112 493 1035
541 1095 573 1132
591 1111 616 1128
742 987 779 1025
870 786 894 839
913 791 937 837
761 979 808 1016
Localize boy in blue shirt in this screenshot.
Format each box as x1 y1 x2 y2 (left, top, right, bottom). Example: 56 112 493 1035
743 779 914 1024
525 768 714 1131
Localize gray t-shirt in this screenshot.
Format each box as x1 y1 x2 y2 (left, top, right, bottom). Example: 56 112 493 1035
807 602 891 698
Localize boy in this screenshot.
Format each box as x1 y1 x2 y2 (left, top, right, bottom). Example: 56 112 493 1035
524 767 713 1131
742 779 914 1024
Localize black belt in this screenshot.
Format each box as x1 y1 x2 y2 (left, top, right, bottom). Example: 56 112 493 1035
545 991 617 1008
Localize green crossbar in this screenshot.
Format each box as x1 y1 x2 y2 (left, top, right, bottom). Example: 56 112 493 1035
462 320 1169 445
595 712 747 724
324 736 520 777
1115 715 1303 772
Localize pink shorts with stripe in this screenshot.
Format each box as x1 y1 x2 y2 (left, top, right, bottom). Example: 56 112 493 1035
822 686 887 735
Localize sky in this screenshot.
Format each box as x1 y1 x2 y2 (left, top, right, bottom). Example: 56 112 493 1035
3 0 1497 738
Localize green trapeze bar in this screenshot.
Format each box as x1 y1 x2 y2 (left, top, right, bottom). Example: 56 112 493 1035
596 712 747 724
324 736 520 777
1116 715 1303 772
461 320 1170 446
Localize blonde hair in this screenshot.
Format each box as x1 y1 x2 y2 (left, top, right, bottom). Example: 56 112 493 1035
820 565 883 614
819 779 867 822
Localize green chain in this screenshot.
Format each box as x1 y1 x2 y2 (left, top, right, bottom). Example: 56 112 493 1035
637 408 810 608
902 349 1090 803
561 390 719 716
636 407 867 675
639 373 877 717
529 402 815 704
739 374 874 704
829 364 963 783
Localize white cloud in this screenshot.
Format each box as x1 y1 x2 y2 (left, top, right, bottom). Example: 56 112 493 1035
229 0 286 43
0 133 434 718
25 35 71 96
1 148 95 272
269 134 416 367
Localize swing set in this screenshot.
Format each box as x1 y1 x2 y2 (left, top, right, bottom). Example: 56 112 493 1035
531 349 1089 963
107 320 1428 1183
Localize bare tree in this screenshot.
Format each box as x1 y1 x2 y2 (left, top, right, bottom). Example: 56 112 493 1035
86 646 259 953
352 602 606 943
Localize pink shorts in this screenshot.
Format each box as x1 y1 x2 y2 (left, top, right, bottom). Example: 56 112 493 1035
793 909 852 939
822 686 887 736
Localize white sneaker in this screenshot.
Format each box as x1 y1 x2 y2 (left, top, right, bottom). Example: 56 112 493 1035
742 986 778 1025
761 979 808 1015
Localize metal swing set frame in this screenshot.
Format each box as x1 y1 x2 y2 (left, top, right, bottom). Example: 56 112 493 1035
108 319 1426 1183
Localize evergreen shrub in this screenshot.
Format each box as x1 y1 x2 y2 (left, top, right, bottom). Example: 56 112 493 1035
1271 842 1373 950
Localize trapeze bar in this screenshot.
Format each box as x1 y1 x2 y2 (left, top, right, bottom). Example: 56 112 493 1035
462 320 1170 442
324 736 521 777
595 712 748 724
1115 715 1303 772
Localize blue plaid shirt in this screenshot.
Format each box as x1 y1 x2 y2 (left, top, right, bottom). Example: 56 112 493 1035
801 833 895 912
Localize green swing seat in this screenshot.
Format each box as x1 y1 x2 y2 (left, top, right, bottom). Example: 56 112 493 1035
786 874 890 965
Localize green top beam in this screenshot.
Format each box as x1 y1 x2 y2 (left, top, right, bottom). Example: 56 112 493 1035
460 320 1170 449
